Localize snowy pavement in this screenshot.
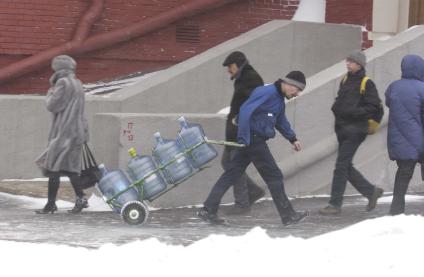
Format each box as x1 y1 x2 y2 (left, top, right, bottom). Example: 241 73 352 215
1 192 424 248
2 192 424 276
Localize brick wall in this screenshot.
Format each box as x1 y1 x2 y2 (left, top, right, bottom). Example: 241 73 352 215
326 0 373 49
0 0 300 94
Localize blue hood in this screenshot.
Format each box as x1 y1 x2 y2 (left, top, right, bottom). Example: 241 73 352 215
401 55 424 81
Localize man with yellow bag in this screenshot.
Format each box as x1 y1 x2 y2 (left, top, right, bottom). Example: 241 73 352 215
319 50 384 215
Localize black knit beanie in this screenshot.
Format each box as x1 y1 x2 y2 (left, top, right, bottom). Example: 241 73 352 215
222 51 247 67
282 71 306 91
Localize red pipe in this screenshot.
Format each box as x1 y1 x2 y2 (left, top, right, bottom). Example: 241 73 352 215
0 0 105 83
75 0 240 54
73 0 105 43
0 0 239 84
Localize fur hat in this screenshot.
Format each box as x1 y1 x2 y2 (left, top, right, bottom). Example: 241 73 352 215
347 50 366 68
51 55 77 72
282 71 306 91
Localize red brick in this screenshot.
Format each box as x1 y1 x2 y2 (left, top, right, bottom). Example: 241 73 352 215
326 0 372 49
0 0 302 94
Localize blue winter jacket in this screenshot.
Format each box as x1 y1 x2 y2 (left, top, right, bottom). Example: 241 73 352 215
237 83 296 146
385 55 424 160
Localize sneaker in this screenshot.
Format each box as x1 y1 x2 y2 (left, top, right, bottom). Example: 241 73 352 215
226 205 251 215
249 189 265 205
67 197 89 214
282 211 309 226
366 187 384 212
197 208 225 224
319 204 341 215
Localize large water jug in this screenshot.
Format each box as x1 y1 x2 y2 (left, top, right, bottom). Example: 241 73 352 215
127 147 167 200
97 164 139 212
152 132 193 184
177 116 218 168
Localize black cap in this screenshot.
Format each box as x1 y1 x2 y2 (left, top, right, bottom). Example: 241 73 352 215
222 51 247 67
282 71 306 91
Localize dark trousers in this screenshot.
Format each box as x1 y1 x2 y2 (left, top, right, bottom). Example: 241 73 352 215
205 140 294 220
390 160 416 215
221 146 264 208
47 171 84 203
329 136 376 207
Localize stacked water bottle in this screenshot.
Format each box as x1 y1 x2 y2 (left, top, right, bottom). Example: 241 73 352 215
96 116 218 211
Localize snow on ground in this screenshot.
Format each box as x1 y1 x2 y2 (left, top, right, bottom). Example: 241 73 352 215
0 214 422 277
350 194 424 204
2 177 70 182
292 0 326 23
0 191 110 211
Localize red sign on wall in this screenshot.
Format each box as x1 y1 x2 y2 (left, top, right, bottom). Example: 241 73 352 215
123 122 134 141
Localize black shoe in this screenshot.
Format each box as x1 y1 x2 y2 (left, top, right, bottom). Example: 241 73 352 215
249 189 265 205
319 204 341 215
282 211 309 226
35 202 58 214
226 205 251 215
366 187 384 212
197 208 225 224
67 197 88 214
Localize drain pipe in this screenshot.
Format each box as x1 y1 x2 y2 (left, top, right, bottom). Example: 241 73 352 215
75 0 240 54
0 0 239 85
0 0 105 83
73 0 105 42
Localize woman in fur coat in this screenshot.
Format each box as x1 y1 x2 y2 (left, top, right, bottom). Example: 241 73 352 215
35 55 89 214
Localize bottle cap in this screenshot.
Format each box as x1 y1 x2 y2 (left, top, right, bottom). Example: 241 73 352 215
177 116 187 127
128 147 137 157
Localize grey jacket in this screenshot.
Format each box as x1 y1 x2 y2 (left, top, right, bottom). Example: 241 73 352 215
36 73 89 175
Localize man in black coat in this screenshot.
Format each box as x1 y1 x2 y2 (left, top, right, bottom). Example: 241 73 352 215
221 51 265 213
319 50 384 215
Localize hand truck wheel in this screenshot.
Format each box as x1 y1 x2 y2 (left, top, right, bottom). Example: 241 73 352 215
120 201 149 225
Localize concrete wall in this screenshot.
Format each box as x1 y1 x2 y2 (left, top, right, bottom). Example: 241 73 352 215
371 0 410 45
3 22 424 207
116 20 362 114
283 25 424 199
91 25 424 207
0 20 361 180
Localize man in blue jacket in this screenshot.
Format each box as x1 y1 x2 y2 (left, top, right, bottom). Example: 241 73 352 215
385 54 424 215
198 71 309 226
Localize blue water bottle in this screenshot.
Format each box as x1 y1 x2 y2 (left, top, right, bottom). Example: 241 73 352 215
152 132 193 184
127 147 167 200
177 116 218 168
97 163 139 212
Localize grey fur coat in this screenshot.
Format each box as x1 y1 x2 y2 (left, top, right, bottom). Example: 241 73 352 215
36 72 89 175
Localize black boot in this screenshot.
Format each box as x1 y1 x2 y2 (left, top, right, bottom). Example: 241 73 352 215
366 187 384 212
282 210 309 226
67 197 88 214
197 207 226 224
35 202 58 214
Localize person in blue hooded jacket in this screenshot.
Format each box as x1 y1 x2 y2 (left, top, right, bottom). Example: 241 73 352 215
197 71 309 226
385 54 424 215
